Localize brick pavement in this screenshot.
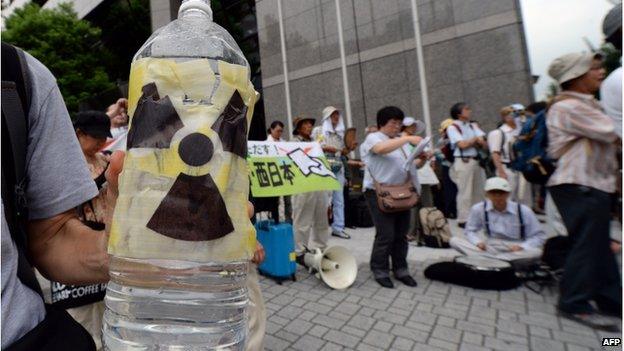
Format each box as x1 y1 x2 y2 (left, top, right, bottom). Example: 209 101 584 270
259 225 623 351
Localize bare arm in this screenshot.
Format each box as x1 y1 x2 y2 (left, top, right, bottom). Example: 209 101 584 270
27 212 109 285
27 151 126 285
456 137 476 149
371 135 421 155
491 152 507 179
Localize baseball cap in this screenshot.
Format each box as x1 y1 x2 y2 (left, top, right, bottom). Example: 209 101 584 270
73 110 112 138
548 52 603 85
484 177 511 192
322 106 340 120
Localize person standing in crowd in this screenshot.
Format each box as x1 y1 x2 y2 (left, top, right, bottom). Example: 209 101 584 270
547 52 621 329
291 117 332 258
103 98 128 152
361 106 422 289
450 177 546 265
67 111 115 348
524 102 549 215
447 102 487 227
74 111 112 229
488 106 531 205
601 4 623 226
601 3 622 138
402 117 438 242
435 118 457 219
314 106 350 239
265 120 290 222
266 120 285 142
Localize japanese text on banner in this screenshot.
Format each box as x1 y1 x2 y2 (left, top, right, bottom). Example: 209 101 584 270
247 141 341 197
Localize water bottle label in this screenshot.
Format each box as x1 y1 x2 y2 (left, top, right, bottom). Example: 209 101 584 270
108 58 258 262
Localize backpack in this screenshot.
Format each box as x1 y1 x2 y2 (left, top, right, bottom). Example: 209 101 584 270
510 110 555 184
1 43 40 297
444 122 494 176
1 43 96 351
418 207 451 248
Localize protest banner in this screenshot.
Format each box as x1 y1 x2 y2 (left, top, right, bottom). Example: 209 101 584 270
248 141 341 197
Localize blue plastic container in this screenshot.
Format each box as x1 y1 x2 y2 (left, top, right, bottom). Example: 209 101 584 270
255 220 297 282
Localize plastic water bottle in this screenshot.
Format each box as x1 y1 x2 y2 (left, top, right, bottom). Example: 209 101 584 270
102 0 255 349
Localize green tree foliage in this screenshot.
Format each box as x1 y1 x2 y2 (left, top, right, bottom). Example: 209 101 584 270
600 43 622 76
86 0 152 82
2 3 115 114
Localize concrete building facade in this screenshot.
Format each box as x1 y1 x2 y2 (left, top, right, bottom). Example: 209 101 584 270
256 0 534 138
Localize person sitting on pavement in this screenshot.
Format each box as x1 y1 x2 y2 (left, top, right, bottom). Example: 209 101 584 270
449 177 546 265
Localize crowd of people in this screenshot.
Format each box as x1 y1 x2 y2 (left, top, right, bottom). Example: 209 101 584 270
1 5 622 351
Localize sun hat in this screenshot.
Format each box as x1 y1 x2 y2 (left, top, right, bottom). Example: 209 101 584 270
548 52 603 85
439 118 454 133
292 116 316 135
322 106 340 120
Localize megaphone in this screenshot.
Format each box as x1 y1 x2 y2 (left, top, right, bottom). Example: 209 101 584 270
302 246 358 290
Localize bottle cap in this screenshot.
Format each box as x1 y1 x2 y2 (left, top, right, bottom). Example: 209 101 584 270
178 0 213 19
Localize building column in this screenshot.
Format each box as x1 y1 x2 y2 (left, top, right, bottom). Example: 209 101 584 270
150 0 181 32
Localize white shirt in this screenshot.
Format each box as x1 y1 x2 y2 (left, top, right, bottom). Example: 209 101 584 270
464 200 546 250
361 131 420 192
105 126 128 152
601 67 622 138
446 120 485 157
266 135 282 142
487 124 518 164
417 162 439 185
600 67 622 138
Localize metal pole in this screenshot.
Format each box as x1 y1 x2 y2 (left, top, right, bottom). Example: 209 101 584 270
335 0 353 128
409 0 432 138
277 0 293 138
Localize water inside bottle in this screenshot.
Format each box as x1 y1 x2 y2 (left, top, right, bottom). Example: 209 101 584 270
103 257 249 350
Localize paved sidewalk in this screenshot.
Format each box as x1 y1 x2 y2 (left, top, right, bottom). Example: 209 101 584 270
259 224 622 351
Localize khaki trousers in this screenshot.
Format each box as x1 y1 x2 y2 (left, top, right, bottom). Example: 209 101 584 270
504 165 532 206
292 191 330 253
246 266 265 351
450 158 485 223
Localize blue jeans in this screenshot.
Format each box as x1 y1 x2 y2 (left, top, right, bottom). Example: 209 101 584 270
331 168 346 233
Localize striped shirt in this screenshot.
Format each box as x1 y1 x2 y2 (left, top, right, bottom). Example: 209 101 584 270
546 91 619 193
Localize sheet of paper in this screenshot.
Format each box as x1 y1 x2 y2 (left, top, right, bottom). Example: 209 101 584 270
403 136 431 171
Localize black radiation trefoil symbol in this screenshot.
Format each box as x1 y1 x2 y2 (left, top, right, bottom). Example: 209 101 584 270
127 82 249 241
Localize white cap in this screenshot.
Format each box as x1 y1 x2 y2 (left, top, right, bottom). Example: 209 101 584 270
179 0 213 19
484 177 511 192
322 106 340 120
510 103 525 111
403 117 426 135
